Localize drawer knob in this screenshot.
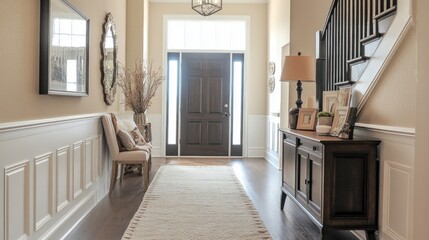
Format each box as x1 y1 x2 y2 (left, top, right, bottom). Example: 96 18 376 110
313 146 317 151
305 179 312 185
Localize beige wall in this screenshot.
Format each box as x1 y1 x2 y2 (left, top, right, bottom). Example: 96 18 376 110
267 0 290 127
126 0 149 64
358 29 417 128
148 3 267 115
287 0 331 117
414 0 429 238
0 0 125 123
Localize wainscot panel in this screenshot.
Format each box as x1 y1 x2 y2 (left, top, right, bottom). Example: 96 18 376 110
353 124 415 240
0 114 109 240
265 115 280 169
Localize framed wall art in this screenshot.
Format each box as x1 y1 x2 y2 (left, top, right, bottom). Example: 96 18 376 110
296 108 317 130
40 0 90 96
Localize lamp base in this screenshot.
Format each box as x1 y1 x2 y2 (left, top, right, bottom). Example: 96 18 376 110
289 108 299 129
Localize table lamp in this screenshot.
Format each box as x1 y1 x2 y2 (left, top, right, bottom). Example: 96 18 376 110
280 52 316 129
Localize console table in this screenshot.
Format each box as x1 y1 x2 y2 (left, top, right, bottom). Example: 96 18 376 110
279 128 380 240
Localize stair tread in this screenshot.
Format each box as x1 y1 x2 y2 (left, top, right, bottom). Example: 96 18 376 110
374 6 397 20
347 56 368 66
335 81 356 87
361 33 383 45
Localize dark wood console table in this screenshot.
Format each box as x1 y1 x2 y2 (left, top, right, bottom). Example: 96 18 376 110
279 128 380 240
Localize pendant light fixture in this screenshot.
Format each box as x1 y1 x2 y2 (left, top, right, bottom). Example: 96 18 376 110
192 0 222 16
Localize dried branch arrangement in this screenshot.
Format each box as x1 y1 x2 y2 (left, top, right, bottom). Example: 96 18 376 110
117 59 165 114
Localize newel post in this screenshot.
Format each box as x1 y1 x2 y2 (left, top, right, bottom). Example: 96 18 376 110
315 31 326 111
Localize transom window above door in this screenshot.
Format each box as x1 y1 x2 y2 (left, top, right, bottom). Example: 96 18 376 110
166 19 246 51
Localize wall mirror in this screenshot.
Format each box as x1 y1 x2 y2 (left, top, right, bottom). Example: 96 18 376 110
101 12 118 105
39 0 90 96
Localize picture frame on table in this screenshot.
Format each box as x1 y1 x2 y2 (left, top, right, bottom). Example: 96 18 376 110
296 108 317 130
323 90 338 113
330 106 351 137
337 87 352 107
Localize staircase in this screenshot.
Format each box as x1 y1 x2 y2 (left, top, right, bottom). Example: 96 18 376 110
316 0 413 113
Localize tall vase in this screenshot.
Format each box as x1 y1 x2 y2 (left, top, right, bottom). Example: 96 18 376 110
133 112 148 133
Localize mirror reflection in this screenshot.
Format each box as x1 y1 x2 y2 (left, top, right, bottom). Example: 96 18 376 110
101 13 118 105
40 0 89 96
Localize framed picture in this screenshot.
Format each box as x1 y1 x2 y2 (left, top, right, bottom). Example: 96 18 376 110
337 87 352 107
297 108 317 130
39 0 90 96
330 107 350 136
323 91 338 113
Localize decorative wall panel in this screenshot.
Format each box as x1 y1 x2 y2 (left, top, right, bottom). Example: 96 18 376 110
383 161 412 240
85 138 93 189
354 125 415 240
0 114 109 240
34 153 54 230
56 146 71 212
4 160 30 240
73 141 84 199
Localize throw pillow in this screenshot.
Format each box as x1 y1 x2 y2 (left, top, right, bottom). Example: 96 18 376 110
130 127 146 144
135 144 151 153
117 129 136 151
110 113 127 151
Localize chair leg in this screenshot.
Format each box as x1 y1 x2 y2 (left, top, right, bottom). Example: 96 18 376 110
143 161 149 191
148 155 152 171
110 161 118 195
120 163 124 184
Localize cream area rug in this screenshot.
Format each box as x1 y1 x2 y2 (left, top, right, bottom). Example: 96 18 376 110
122 165 271 239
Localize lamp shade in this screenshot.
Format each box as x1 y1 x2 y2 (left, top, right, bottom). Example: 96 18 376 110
280 55 316 82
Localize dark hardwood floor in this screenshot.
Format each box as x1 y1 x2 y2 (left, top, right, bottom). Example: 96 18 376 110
65 158 359 240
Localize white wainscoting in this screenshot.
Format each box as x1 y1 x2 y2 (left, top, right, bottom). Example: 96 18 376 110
147 114 162 157
246 115 266 157
353 123 415 240
0 114 109 240
265 115 280 169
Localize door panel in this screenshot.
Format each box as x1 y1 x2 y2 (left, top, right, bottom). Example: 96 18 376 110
188 77 203 113
297 150 308 203
181 53 230 156
283 139 296 193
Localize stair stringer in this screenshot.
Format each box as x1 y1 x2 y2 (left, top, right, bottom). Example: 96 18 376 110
353 0 413 115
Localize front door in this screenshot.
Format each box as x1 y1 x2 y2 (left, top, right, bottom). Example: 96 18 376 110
180 53 230 156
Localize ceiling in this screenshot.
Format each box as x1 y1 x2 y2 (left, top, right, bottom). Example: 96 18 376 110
149 0 268 3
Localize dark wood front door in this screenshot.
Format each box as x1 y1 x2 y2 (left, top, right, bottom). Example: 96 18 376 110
180 53 230 156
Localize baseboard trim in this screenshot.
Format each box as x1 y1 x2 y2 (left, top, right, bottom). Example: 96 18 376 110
41 190 95 240
265 150 279 169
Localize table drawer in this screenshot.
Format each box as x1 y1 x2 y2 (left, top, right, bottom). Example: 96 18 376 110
298 138 323 156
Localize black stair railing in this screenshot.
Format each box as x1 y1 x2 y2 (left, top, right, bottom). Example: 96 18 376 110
316 0 397 110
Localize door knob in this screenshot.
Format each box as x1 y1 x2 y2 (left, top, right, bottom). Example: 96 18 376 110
224 104 229 108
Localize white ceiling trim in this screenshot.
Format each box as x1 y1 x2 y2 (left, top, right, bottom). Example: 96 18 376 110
149 0 268 3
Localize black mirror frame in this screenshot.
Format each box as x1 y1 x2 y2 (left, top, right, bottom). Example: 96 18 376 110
39 0 90 96
100 12 118 106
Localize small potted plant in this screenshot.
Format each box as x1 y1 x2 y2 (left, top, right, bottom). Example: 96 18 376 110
316 111 333 135
317 111 333 126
